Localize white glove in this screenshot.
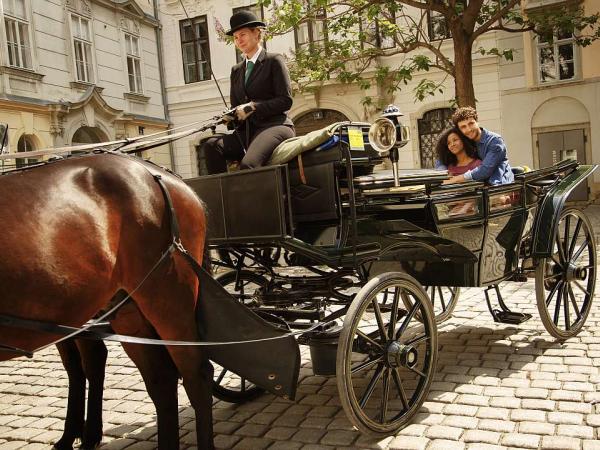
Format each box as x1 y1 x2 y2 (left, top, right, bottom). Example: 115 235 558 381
235 102 256 121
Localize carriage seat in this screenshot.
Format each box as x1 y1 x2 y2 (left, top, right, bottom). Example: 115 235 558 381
267 122 345 166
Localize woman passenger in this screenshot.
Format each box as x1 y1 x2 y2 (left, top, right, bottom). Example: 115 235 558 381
435 127 481 177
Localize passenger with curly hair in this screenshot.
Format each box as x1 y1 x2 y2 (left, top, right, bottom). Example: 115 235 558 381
435 127 481 177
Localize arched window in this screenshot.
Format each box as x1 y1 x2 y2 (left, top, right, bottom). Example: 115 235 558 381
16 134 37 168
417 108 453 168
293 109 350 136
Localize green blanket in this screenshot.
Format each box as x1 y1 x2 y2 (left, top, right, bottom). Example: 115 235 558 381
267 122 344 165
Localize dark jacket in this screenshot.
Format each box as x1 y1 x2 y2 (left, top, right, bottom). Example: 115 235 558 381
230 50 294 129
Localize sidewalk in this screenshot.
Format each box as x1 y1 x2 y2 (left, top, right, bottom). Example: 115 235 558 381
1 206 599 450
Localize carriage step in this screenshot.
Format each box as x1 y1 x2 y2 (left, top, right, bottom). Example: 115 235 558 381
492 310 532 325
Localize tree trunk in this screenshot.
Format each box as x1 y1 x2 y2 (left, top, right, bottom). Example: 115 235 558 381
453 36 476 107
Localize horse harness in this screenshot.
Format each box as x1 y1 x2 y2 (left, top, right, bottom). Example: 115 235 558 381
0 152 321 358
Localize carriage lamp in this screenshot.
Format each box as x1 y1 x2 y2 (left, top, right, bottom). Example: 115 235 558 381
369 105 411 187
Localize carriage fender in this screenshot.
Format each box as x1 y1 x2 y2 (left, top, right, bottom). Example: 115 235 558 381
356 219 479 286
195 267 301 400
532 164 598 258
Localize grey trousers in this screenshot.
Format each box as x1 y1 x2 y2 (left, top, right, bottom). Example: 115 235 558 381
200 124 295 174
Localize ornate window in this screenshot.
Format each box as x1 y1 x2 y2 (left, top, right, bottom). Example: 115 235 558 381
428 10 450 41
294 4 326 51
180 15 211 84
417 108 453 169
3 0 32 69
16 134 36 168
537 29 577 83
70 14 94 83
125 33 143 93
232 4 266 63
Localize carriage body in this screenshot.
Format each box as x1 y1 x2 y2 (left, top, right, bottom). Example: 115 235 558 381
187 121 597 435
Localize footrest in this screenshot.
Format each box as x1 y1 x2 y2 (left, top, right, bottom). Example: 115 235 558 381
492 310 532 324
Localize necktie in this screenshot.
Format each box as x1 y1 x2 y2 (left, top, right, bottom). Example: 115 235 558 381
245 61 254 85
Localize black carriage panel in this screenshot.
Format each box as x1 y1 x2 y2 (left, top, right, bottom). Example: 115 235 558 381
479 184 526 285
430 184 486 257
185 165 293 243
288 147 342 223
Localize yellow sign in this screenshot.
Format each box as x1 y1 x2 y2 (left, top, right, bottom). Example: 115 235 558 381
348 127 365 150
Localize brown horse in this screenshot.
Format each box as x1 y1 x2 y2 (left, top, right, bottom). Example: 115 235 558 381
0 152 214 449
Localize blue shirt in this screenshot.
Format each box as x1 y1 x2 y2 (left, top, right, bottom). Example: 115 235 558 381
463 128 514 185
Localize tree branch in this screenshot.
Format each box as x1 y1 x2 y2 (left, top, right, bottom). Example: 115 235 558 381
471 0 522 41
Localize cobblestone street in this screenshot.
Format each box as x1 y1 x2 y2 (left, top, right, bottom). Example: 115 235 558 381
1 206 599 450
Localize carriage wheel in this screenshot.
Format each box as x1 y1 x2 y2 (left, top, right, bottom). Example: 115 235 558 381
403 286 460 324
336 272 438 434
535 207 597 339
211 271 268 402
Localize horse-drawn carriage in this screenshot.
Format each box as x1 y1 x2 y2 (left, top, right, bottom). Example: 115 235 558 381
0 110 596 446
184 111 598 434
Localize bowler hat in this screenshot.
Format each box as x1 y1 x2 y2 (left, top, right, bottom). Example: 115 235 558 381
226 10 266 36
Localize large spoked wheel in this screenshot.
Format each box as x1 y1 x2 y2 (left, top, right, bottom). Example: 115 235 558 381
535 207 597 339
211 270 268 402
337 272 438 434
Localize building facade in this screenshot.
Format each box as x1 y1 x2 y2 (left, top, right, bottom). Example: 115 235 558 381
160 0 599 201
0 0 171 168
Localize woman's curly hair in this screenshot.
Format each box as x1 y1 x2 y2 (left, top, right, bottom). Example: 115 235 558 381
436 127 478 167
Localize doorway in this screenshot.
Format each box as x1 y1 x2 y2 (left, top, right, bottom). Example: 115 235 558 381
537 129 588 201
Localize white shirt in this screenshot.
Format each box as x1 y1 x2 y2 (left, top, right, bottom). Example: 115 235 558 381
245 46 263 66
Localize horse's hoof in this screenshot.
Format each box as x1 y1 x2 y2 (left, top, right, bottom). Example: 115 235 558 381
52 443 73 450
80 440 101 450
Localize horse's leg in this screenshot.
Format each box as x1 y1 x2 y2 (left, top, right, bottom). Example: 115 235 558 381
134 267 215 450
76 339 107 450
109 301 180 449
54 340 85 450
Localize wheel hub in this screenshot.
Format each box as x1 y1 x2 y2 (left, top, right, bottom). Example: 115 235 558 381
386 341 418 369
565 262 587 282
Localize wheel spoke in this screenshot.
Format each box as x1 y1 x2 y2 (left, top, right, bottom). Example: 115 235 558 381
553 282 563 325
555 233 567 265
439 287 447 311
356 329 384 351
405 334 430 347
567 284 582 320
359 364 384 409
571 239 590 264
216 368 227 384
241 378 246 393
430 286 436 308
574 280 591 297
379 369 391 423
568 218 583 258
407 364 426 378
351 356 383 375
563 215 571 259
371 299 388 342
395 300 420 340
392 368 409 411
543 272 562 282
562 284 570 330
551 254 564 269
545 279 563 307
388 287 401 340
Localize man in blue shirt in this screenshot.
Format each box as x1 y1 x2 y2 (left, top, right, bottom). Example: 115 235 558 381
446 107 514 185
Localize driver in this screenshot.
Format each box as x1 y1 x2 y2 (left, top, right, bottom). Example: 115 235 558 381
201 10 295 174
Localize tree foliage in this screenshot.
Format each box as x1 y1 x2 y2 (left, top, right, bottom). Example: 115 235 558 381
259 0 600 107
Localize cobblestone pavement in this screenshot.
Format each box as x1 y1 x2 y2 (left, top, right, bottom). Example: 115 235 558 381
1 206 600 450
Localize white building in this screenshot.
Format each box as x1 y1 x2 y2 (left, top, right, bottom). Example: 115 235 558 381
0 0 171 168
159 0 599 200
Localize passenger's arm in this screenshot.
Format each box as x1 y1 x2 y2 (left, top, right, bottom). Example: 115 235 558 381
464 136 506 182
253 55 293 116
